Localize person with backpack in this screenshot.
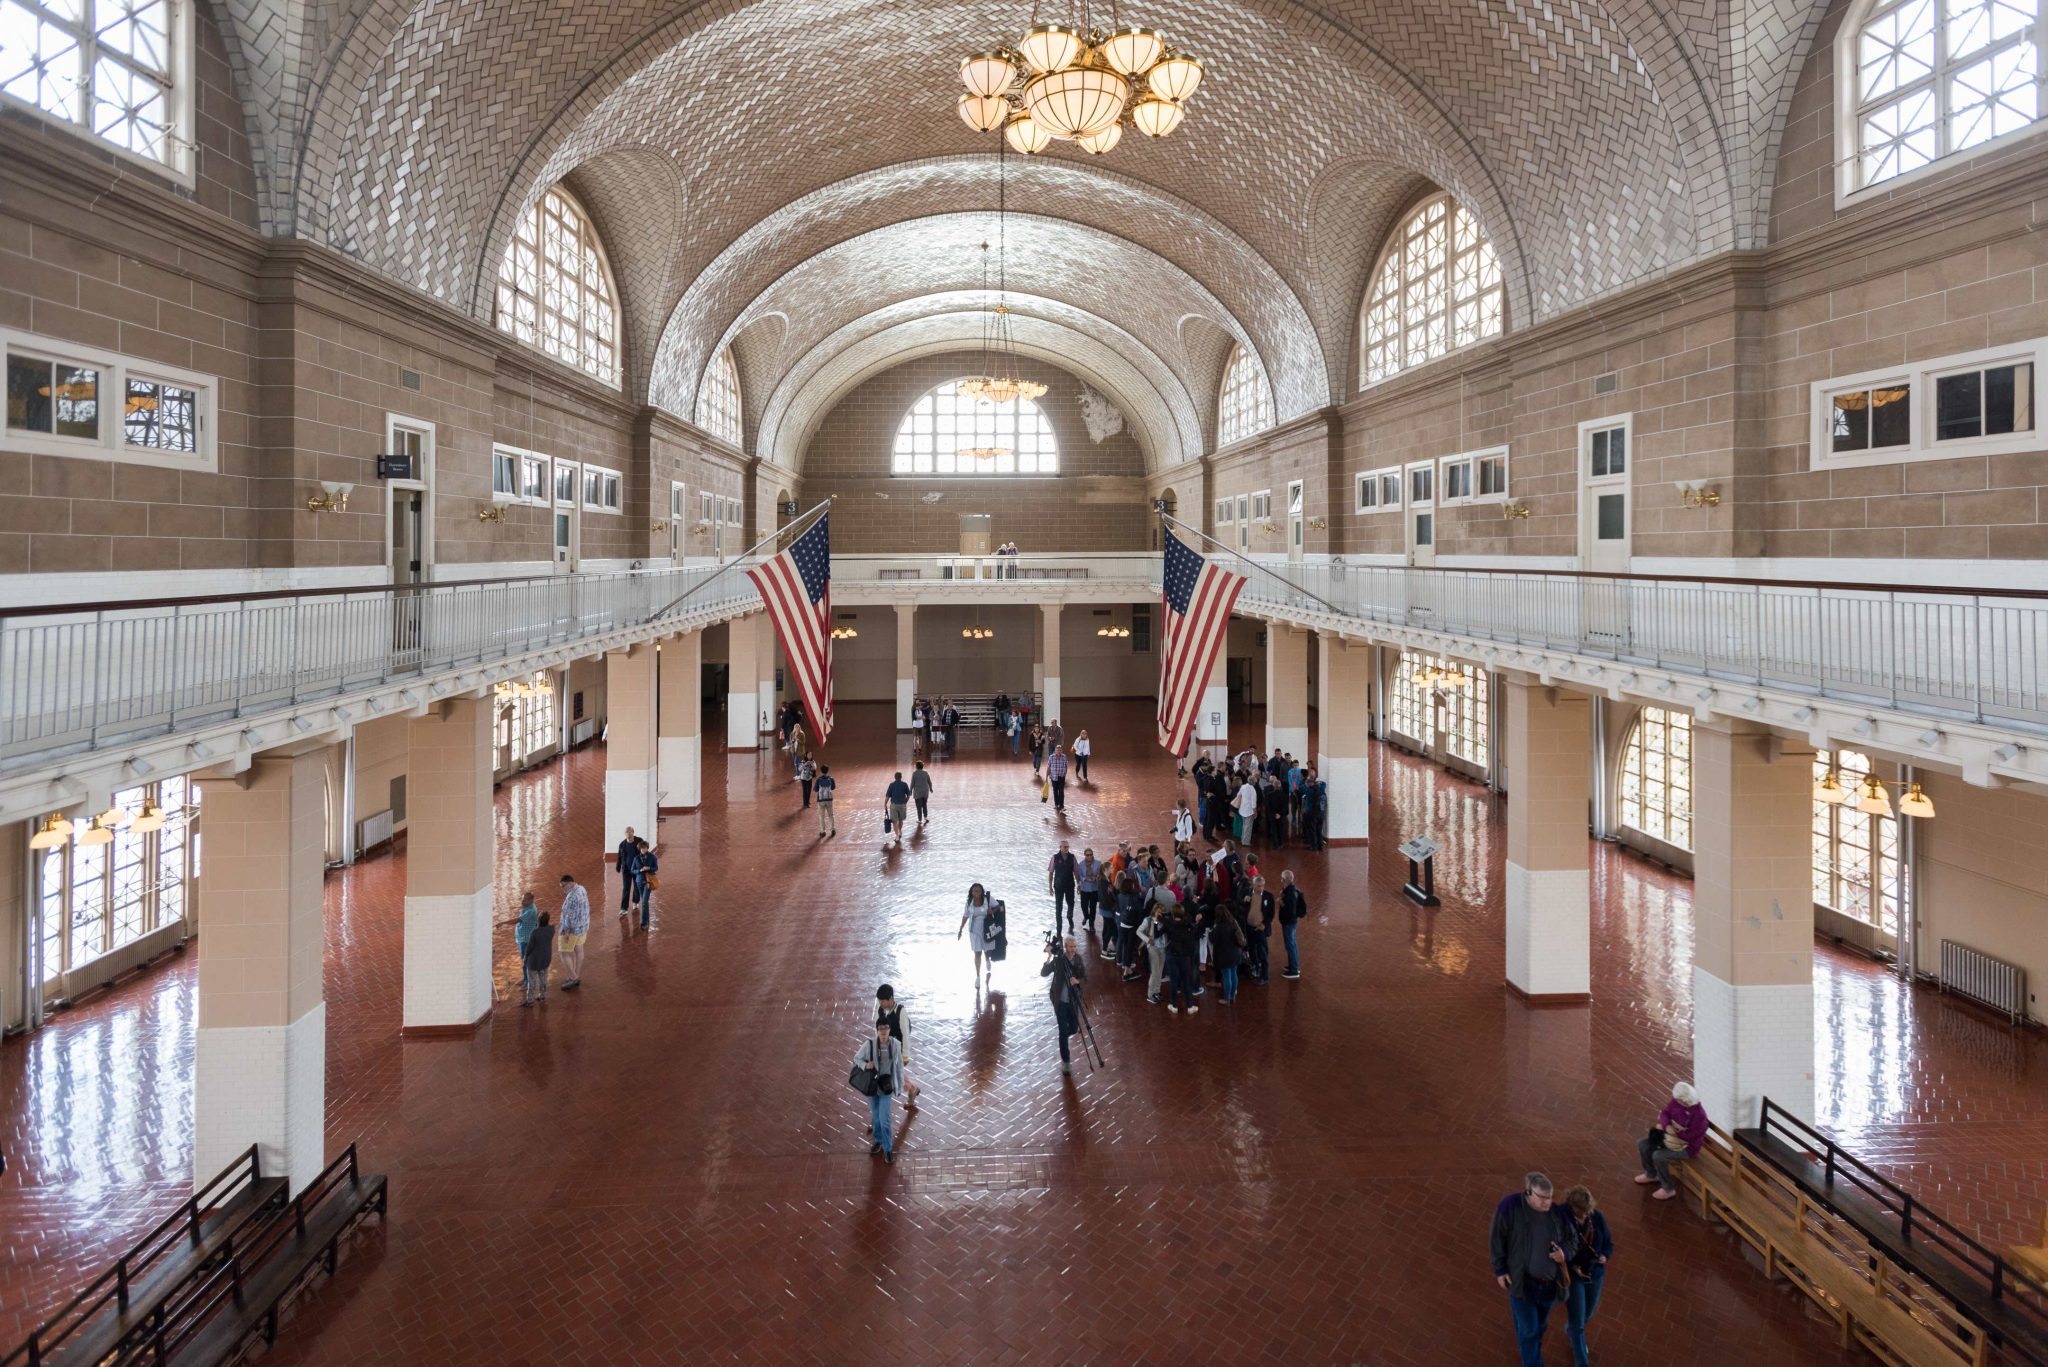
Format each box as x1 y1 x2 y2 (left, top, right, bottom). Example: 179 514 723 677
1163 906 1201 1014
875 984 920 1109
1278 869 1308 979
959 882 1001 985
815 765 837 838
512 889 538 980
1246 875 1273 984
852 1020 904 1164
1562 1186 1614 1367
521 911 554 1005
796 754 817 809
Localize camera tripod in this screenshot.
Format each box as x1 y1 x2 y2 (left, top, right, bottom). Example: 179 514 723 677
1071 990 1107 1072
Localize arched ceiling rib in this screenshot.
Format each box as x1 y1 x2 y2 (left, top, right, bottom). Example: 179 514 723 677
762 315 1184 475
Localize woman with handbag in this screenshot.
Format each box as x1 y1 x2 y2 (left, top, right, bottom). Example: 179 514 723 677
1635 1081 1710 1199
1561 1186 1614 1367
851 1021 904 1164
631 837 658 931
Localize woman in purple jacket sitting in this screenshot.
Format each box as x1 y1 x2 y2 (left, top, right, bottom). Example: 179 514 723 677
1635 1081 1710 1200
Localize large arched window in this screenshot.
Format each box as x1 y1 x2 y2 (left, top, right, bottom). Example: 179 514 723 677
1360 193 1504 386
698 347 742 446
495 185 621 388
891 379 1059 475
1846 0 2045 191
0 0 193 174
1386 651 1490 768
38 776 199 982
1216 343 1275 448
1813 748 1902 932
1619 707 1693 849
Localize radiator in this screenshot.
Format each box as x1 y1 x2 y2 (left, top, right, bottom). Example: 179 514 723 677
1938 939 2028 1025
356 809 394 854
570 718 596 746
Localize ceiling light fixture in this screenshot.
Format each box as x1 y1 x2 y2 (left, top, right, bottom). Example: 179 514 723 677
957 7 1202 156
957 141 1046 447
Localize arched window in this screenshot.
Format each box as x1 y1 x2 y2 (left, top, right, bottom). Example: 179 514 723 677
1813 749 1902 932
37 776 199 983
0 0 193 174
1846 0 2045 191
1619 707 1693 849
1360 193 1504 386
1386 651 1490 767
493 671 557 765
1216 343 1275 447
495 185 621 388
698 348 742 446
891 379 1059 475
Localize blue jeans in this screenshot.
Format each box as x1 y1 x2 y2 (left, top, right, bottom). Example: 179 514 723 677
635 880 652 928
1221 964 1238 1001
1167 953 1197 1008
869 1091 893 1155
1282 922 1300 974
1011 729 1021 754
1566 1275 1603 1366
1509 1285 1560 1367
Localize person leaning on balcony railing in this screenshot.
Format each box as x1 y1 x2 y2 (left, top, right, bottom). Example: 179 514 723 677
1635 1082 1710 1201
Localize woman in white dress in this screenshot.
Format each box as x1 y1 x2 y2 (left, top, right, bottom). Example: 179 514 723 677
957 881 997 984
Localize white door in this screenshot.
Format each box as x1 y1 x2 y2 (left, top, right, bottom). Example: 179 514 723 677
1286 480 1304 563
1578 416 1632 644
1235 494 1250 553
670 481 686 563
384 419 432 587
552 458 580 572
1404 460 1436 567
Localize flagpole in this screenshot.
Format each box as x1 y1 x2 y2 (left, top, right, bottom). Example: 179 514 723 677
646 498 834 623
1156 508 1347 616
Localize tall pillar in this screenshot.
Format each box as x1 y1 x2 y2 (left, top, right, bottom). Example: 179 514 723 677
1691 722 1817 1128
726 613 760 750
1040 602 1062 725
1266 624 1309 758
755 617 778 737
658 630 702 811
605 643 658 853
403 696 496 1032
1196 641 1229 745
1503 678 1592 1001
194 751 325 1194
1316 632 1370 843
895 604 916 730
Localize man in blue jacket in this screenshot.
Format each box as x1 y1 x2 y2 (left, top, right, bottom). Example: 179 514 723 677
1489 1173 1577 1366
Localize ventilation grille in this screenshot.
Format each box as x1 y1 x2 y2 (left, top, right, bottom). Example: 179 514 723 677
400 368 422 390
1593 371 1619 395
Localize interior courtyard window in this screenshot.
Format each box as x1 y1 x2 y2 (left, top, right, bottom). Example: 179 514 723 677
891 378 1059 475
1619 707 1693 849
1216 343 1275 447
0 0 192 175
38 777 199 982
495 672 557 766
1387 651 1489 767
1849 0 2045 190
495 185 621 388
698 347 743 447
1360 193 1504 386
1814 748 1902 933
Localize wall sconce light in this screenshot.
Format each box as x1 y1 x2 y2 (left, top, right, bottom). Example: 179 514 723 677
1306 515 1329 531
1501 500 1531 519
1675 479 1722 508
477 506 506 522
651 519 670 533
306 481 353 513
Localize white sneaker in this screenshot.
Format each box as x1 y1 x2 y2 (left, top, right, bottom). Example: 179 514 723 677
1166 1004 1179 1014
1188 1005 1199 1014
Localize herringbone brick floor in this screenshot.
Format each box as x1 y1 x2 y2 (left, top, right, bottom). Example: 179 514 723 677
3 701 2044 1364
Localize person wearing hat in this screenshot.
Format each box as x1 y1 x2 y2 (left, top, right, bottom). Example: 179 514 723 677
1635 1081 1710 1199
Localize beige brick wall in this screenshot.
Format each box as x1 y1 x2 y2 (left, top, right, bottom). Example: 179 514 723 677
799 352 1152 554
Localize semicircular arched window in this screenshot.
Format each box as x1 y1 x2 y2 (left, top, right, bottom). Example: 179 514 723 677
494 184 621 389
1619 707 1694 850
891 379 1059 476
1844 0 2045 192
698 347 742 446
1216 343 1276 448
1359 193 1504 387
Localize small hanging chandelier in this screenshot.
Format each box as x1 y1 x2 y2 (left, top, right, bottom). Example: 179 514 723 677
956 4 1203 157
956 142 1046 438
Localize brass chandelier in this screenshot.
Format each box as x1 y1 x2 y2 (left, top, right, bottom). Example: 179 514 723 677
957 4 1204 156
956 143 1045 452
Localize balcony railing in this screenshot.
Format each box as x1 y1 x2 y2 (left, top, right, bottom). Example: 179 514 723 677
0 564 762 767
1235 561 2048 733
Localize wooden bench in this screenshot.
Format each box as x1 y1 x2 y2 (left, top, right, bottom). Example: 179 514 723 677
1675 1126 1999 1366
4 1147 287 1367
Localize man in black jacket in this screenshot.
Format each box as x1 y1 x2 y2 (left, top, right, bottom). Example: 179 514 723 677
1046 841 1079 934
1278 870 1308 979
1040 934 1088 1075
1489 1173 1576 1365
614 827 641 913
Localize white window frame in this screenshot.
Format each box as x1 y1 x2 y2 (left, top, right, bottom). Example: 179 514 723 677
1438 444 1510 506
520 453 547 504
1834 0 2048 205
491 449 519 501
1216 342 1276 448
1214 497 1232 524
4 328 216 470
1355 466 1403 513
1249 489 1272 521
1809 337 2046 468
697 347 743 447
1359 192 1506 388
0 0 197 183
552 457 580 509
580 462 622 514
494 184 622 388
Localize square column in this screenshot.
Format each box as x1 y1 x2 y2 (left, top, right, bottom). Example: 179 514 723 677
1196 643 1229 744
403 696 496 1033
895 604 916 730
658 630 702 811
605 643 659 852
1691 723 1817 1128
1503 679 1592 1002
1315 632 1370 843
755 615 778 737
195 751 326 1195
1266 624 1310 758
726 613 760 750
1040 602 1062 724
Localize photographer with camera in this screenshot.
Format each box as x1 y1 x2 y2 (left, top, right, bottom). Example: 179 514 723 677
1040 933 1088 1075
852 1019 905 1164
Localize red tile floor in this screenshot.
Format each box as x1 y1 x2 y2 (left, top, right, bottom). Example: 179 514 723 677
4 700 2046 1364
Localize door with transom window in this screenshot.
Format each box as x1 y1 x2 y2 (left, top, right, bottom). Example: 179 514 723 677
1578 416 1632 644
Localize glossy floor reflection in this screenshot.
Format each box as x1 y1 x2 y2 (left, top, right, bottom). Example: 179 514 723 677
3 701 2044 1364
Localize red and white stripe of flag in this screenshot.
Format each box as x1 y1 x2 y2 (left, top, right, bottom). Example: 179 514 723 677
746 552 834 742
1156 562 1243 754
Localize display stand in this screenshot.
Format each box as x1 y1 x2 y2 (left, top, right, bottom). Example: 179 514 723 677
1399 835 1441 906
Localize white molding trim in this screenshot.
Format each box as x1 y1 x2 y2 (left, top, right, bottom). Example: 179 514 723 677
1632 556 2048 591
0 564 386 608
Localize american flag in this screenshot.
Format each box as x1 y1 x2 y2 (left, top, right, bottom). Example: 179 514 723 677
746 513 834 742
1156 527 1245 755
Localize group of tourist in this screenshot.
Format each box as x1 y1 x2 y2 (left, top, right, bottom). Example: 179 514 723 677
1189 747 1328 851
1491 1081 1711 1365
509 871 595 1004
851 982 922 1163
880 763 936 846
910 697 962 757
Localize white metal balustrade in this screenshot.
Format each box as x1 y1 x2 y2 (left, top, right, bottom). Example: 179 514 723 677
1232 562 2048 733
0 564 764 767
